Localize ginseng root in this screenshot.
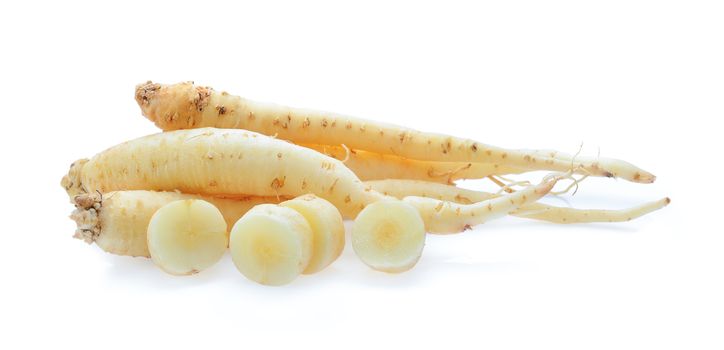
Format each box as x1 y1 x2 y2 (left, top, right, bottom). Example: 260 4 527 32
367 179 670 224
135 81 655 183
61 128 559 233
304 143 524 184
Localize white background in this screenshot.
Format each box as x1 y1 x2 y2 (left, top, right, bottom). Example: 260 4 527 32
1 1 722 349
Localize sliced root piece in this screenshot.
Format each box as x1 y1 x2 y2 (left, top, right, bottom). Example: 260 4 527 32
230 204 313 286
352 200 426 273
280 194 345 274
147 200 228 275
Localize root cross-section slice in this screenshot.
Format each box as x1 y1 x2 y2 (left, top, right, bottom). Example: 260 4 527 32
352 200 426 273
230 204 313 286
147 199 228 275
280 195 345 274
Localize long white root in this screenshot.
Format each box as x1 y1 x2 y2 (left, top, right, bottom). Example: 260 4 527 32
367 179 670 224
135 81 656 183
304 143 524 184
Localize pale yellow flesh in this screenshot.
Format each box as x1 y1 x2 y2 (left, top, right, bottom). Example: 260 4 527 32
230 205 313 286
352 201 426 273
280 195 345 274
147 200 228 275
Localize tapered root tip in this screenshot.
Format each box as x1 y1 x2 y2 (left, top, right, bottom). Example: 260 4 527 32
634 172 656 184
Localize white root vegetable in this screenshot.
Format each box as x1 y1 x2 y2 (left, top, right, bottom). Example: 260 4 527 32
403 179 557 233
70 190 276 257
147 200 227 275
367 179 671 224
280 195 345 274
135 81 655 183
352 200 426 273
304 143 524 184
62 128 560 233
230 204 313 286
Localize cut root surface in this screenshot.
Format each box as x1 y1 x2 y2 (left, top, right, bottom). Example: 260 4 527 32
230 204 313 286
352 200 426 273
147 200 228 276
280 195 345 274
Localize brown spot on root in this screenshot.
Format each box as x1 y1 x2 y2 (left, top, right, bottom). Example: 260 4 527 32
209 180 218 187
463 224 472 231
633 172 641 181
248 112 255 120
302 117 311 128
277 153 283 159
134 81 161 106
70 192 103 244
344 195 351 203
271 177 286 190
321 118 328 127
434 202 444 212
301 180 308 190
502 153 508 159
454 194 473 204
346 121 353 129
524 155 531 162
321 162 336 171
665 197 671 205
399 132 407 143
471 143 478 152
329 178 339 193
216 105 227 115
487 203 493 211
441 138 452 154
194 86 212 112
